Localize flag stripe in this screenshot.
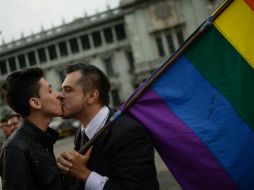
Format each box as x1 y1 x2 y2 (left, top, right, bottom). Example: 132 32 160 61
129 89 237 190
151 56 254 190
244 0 254 11
185 25 254 130
214 0 254 68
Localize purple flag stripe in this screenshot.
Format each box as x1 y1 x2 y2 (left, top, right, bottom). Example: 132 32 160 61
128 89 237 190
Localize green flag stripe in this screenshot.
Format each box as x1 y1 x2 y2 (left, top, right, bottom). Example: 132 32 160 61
185 25 254 129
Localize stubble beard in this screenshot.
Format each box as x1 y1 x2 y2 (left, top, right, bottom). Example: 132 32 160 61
61 107 83 120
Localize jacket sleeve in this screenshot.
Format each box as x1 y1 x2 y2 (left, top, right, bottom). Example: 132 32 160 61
103 123 159 190
2 146 32 190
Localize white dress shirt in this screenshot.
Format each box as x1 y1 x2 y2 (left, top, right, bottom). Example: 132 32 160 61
81 106 110 190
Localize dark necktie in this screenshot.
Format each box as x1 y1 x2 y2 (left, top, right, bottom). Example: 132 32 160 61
80 130 89 148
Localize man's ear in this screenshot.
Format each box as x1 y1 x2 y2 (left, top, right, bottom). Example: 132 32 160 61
29 97 42 110
87 89 99 104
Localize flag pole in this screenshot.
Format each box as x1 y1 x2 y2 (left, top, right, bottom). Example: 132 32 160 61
78 0 234 154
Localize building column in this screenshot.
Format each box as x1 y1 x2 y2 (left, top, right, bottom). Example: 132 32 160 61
112 26 117 42
88 34 94 48
55 43 61 59
34 51 40 66
77 37 83 52
66 40 72 55
45 46 50 63
15 56 20 70
101 30 106 46
5 59 11 74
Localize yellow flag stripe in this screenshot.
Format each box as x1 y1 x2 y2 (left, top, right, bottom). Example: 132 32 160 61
214 0 254 69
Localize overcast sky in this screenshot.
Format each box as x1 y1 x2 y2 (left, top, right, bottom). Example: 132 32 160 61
0 0 120 43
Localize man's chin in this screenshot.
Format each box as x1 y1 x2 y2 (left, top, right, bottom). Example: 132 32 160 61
61 112 72 119
53 111 64 117
60 109 77 119
61 115 71 119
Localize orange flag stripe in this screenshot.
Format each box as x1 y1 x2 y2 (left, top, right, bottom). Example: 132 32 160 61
245 0 254 11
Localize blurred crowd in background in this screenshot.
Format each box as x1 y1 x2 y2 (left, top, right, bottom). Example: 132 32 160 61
0 113 80 149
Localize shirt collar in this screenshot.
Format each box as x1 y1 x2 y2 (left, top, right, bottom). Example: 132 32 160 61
81 106 110 139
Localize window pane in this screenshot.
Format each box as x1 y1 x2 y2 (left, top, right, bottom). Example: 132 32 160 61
103 28 113 44
18 54 27 68
28 51 36 66
176 30 184 45
80 34 91 50
92 31 102 47
115 24 126 41
69 38 79 53
38 48 47 63
156 36 165 57
0 60 7 75
58 41 68 56
126 51 135 72
166 33 175 54
8 57 17 71
104 57 114 76
48 45 57 60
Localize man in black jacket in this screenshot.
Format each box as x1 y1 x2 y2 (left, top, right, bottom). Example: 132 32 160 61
57 63 159 190
0 68 64 190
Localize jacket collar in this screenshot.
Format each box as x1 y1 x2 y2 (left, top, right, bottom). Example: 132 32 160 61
22 119 59 148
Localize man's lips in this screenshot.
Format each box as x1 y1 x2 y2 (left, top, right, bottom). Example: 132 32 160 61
61 100 65 106
60 101 66 109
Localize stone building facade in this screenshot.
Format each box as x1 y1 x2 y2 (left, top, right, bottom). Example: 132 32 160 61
0 0 224 115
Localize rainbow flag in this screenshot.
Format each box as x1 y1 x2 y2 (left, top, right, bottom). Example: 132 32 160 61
123 0 254 189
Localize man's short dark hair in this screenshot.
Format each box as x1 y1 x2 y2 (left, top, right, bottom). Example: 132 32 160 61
7 114 20 120
65 63 111 106
1 68 44 117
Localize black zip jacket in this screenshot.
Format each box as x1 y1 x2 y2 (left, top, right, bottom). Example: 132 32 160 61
0 120 64 190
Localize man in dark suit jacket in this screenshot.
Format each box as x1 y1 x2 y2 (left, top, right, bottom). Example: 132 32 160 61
57 63 159 190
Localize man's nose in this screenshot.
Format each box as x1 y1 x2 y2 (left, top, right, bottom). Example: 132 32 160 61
56 92 64 100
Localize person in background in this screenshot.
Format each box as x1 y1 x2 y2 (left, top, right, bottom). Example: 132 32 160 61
57 63 159 190
0 114 21 141
7 114 22 130
0 118 10 148
0 118 11 139
0 119 8 129
0 67 64 190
